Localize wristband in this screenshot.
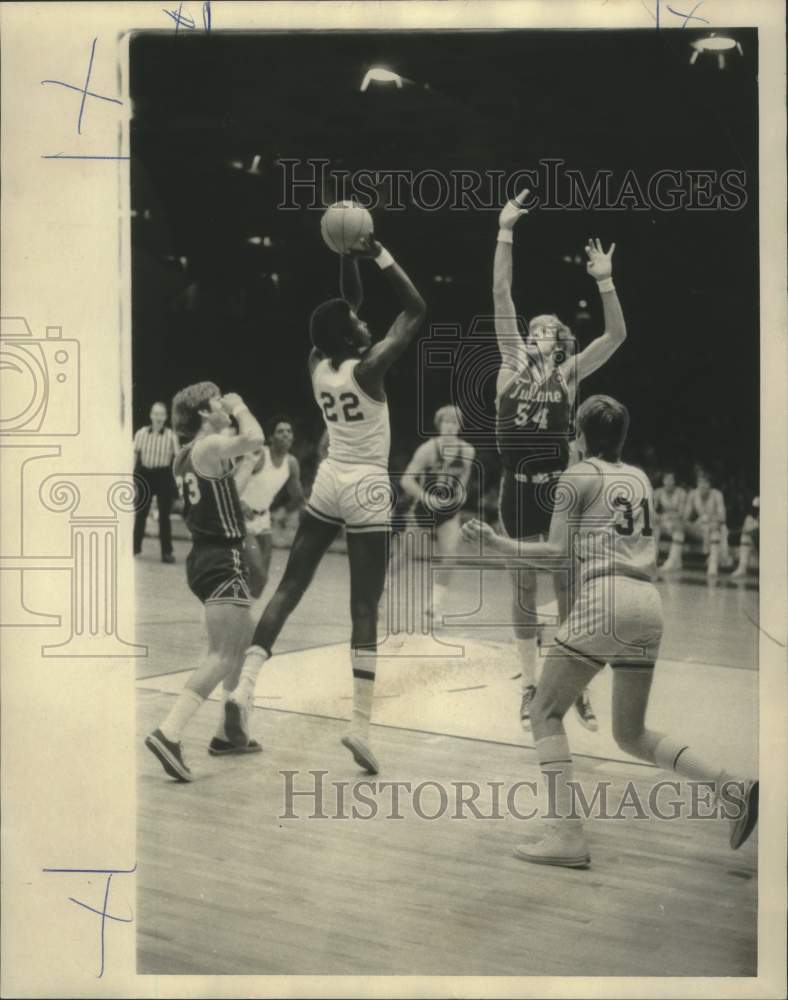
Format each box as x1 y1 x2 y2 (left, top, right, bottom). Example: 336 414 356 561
375 247 395 270
497 229 513 244
231 403 250 419
596 277 615 293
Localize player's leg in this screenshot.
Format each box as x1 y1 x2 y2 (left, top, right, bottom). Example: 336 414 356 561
145 600 252 779
341 528 390 774
511 564 542 725
431 514 461 617
552 567 598 732
133 471 153 555
732 515 756 577
232 511 340 718
515 648 599 867
244 533 265 599
257 530 274 594
662 520 687 572
611 665 758 849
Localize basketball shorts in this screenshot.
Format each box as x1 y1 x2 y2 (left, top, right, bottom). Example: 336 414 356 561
554 575 663 668
185 541 251 607
307 459 392 534
499 467 562 539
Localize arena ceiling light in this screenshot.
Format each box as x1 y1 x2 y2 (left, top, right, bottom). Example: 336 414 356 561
689 34 743 70
360 67 404 92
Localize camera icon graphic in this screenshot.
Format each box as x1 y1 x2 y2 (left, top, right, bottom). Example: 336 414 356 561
0 317 80 435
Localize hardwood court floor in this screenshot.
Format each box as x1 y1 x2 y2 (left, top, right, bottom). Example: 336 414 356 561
135 541 758 976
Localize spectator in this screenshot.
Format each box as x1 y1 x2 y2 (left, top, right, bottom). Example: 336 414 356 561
732 496 759 578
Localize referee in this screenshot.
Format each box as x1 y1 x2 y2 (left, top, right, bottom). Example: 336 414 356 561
134 401 179 563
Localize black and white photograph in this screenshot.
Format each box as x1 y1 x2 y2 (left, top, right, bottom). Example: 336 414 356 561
1 2 786 997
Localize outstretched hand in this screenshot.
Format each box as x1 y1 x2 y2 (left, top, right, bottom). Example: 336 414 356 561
585 238 616 281
498 189 530 231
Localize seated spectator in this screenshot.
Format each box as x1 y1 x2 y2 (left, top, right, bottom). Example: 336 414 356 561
732 496 759 578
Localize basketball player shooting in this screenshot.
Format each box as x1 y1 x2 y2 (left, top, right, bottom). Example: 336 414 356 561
228 230 426 774
494 188 627 731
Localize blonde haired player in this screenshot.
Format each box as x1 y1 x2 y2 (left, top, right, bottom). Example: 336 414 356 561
229 234 425 774
464 395 758 867
399 404 475 620
494 188 628 731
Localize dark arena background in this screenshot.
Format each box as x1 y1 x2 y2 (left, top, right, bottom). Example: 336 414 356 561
130 28 758 517
131 27 761 979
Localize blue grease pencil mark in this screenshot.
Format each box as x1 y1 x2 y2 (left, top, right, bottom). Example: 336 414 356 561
40 39 122 136
42 864 136 978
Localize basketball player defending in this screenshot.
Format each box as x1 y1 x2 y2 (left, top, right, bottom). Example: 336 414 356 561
464 395 758 867
229 237 426 773
145 384 265 781
235 416 304 603
399 405 475 620
494 190 627 731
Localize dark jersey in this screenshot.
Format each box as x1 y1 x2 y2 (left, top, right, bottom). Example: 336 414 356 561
496 358 573 474
173 441 245 543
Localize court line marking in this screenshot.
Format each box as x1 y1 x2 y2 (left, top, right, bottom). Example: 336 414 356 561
136 680 660 771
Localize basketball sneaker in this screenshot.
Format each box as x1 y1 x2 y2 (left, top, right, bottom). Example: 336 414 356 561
341 734 379 775
728 779 759 850
208 736 263 756
223 697 249 749
520 685 537 730
514 822 591 869
145 728 193 782
574 690 599 732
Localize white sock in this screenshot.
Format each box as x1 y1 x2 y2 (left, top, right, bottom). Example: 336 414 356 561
351 647 376 738
214 686 231 740
160 689 204 743
536 733 580 824
654 736 734 800
235 645 269 704
517 636 539 689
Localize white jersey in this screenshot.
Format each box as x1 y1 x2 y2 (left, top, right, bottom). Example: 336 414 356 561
242 446 290 515
571 458 657 585
312 358 390 469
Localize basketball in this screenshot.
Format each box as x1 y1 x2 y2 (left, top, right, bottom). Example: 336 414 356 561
320 201 374 254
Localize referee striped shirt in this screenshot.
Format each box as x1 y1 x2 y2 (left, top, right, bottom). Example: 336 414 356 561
134 426 179 469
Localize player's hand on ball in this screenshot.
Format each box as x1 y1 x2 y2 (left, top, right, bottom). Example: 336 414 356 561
220 392 244 414
585 238 615 281
348 235 381 259
462 518 497 546
498 189 529 230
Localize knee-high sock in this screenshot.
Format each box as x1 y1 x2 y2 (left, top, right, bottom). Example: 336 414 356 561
161 689 204 743
234 645 269 704
535 733 580 824
651 734 735 799
735 532 753 572
351 647 376 738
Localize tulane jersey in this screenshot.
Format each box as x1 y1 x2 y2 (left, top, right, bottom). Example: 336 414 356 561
496 357 573 474
312 358 390 469
173 441 245 543
572 458 658 585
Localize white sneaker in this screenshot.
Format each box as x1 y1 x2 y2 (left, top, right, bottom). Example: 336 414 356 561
514 823 591 869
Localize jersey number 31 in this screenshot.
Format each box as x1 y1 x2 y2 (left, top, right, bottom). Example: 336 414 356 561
613 497 653 537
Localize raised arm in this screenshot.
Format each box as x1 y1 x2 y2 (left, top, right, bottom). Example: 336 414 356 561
193 394 265 476
354 240 426 395
494 190 530 385
567 239 627 383
233 449 264 496
340 254 363 313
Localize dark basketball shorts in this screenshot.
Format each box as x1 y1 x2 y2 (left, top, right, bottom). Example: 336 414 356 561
185 541 251 607
498 467 563 539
